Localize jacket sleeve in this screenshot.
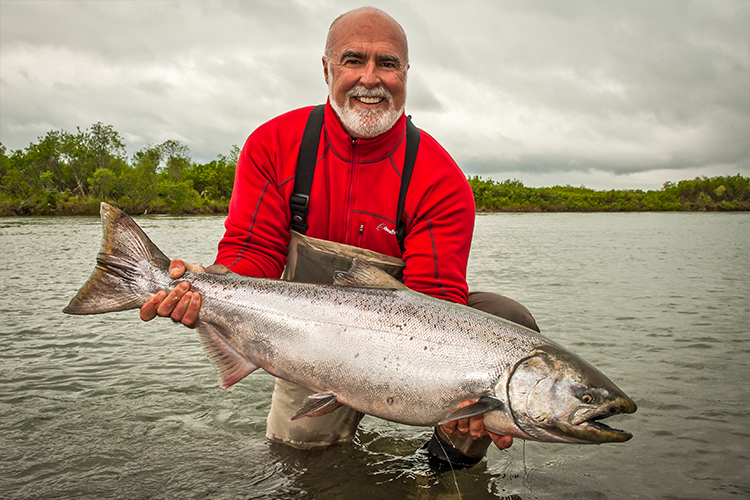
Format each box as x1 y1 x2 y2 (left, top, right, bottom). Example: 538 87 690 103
214 118 300 278
401 134 475 305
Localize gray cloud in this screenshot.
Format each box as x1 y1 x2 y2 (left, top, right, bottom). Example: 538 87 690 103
1 0 748 189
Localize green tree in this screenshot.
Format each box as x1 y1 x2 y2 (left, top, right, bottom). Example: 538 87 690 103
125 145 161 212
88 168 120 200
158 139 191 183
187 145 238 201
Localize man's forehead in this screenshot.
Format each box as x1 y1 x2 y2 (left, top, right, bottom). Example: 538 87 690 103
327 9 408 61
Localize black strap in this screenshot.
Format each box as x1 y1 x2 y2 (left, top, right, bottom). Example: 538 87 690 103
290 105 420 254
290 104 325 233
396 116 420 254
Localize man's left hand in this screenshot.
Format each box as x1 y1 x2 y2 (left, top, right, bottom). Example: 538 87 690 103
439 402 513 451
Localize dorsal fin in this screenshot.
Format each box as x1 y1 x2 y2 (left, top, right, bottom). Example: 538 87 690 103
333 258 408 290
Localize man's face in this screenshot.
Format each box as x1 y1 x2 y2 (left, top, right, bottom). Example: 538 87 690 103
323 12 408 138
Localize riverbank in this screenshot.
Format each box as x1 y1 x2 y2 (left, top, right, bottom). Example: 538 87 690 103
2 124 747 216
2 174 748 216
468 175 750 213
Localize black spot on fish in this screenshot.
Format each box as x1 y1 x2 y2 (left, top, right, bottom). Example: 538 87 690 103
387 397 394 405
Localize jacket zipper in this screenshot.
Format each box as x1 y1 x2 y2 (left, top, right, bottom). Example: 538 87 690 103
357 222 365 247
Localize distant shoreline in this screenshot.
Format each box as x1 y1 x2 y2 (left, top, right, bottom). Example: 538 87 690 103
2 197 748 217
3 123 747 216
4 175 748 216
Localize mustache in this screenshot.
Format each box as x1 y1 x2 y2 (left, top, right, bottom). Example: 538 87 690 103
346 85 393 102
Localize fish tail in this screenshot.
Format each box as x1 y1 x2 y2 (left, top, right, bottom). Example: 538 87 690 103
63 203 171 315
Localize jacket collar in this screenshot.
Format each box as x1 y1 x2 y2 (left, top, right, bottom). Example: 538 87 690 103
323 98 407 162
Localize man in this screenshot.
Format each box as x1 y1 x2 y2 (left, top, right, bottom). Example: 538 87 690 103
141 7 537 468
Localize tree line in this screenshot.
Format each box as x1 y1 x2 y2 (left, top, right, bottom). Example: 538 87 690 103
469 175 749 212
1 122 748 216
0 123 237 216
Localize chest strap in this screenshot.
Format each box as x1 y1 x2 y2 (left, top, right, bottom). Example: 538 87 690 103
289 105 325 236
290 104 421 254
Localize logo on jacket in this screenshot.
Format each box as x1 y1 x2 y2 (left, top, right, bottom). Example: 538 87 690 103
377 223 397 235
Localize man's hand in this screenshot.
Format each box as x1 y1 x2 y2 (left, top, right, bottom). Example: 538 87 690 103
439 401 514 451
139 259 206 328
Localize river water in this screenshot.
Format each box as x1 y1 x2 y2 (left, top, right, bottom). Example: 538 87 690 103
1 212 748 499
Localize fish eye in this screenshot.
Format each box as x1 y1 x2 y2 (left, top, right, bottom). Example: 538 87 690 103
573 385 600 405
579 392 597 404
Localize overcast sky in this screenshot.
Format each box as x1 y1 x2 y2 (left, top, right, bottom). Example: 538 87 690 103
1 0 748 190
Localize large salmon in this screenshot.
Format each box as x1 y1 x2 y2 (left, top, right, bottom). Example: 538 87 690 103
64 203 636 444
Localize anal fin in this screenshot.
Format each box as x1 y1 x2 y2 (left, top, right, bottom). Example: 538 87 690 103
290 391 343 420
197 321 259 388
438 396 504 425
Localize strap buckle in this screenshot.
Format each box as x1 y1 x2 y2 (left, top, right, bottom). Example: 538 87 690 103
290 193 310 231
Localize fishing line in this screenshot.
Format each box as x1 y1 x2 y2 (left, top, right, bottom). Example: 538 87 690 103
437 433 462 500
522 439 532 495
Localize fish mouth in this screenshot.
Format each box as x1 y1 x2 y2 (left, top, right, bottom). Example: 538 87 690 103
566 398 637 443
575 416 633 442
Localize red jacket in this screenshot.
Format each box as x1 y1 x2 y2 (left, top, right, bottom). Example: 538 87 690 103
215 101 476 304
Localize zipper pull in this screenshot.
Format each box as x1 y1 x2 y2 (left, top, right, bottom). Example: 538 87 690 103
359 224 364 235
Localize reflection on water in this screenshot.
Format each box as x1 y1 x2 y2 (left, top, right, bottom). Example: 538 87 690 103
1 212 748 499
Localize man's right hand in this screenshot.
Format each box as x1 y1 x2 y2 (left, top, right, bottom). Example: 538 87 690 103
140 259 206 328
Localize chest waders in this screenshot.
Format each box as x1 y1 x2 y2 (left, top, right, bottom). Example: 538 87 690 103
266 105 539 465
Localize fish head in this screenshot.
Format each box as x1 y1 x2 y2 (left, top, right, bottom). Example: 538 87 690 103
504 345 637 444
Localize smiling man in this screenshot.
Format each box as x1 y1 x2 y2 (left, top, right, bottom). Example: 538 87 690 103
141 7 539 468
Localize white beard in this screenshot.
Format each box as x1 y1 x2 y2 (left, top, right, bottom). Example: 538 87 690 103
329 82 405 138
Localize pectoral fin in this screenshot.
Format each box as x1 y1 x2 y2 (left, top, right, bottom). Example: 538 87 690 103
290 391 344 420
438 396 504 425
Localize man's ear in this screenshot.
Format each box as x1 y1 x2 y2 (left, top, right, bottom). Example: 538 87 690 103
322 57 329 85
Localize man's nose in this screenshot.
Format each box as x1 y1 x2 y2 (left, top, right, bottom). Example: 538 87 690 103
359 60 380 87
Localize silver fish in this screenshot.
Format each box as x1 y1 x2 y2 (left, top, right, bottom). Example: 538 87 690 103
64 203 636 444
